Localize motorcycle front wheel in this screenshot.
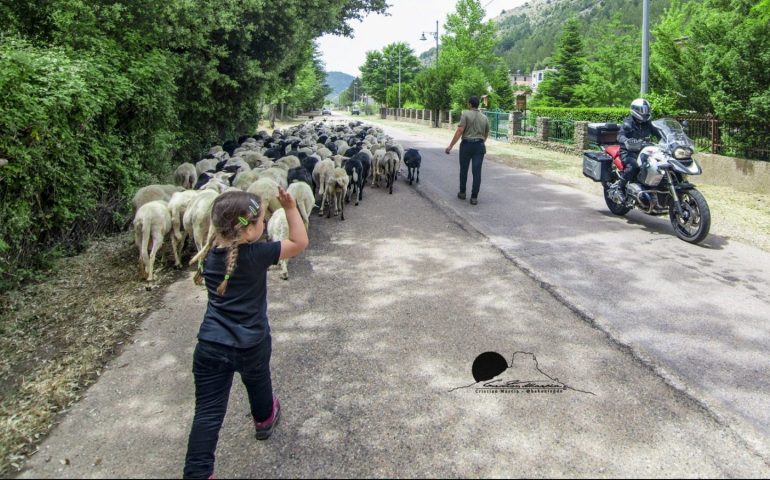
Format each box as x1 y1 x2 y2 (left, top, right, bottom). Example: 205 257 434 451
669 189 711 244
603 182 631 216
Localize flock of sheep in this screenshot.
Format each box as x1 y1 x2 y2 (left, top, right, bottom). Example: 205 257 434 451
131 119 422 283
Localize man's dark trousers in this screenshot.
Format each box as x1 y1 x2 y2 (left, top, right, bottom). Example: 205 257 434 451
459 139 486 198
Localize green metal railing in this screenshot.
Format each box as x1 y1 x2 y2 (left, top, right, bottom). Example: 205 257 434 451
483 109 509 141
548 119 575 144
520 113 537 137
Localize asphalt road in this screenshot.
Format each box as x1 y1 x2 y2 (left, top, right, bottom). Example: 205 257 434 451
17 117 770 477
363 116 770 462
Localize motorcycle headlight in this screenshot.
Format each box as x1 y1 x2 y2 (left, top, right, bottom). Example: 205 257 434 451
673 147 693 159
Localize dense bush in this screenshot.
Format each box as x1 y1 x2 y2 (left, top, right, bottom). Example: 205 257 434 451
0 0 388 291
0 37 178 289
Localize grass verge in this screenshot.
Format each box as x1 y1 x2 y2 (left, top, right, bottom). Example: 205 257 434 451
0 232 185 475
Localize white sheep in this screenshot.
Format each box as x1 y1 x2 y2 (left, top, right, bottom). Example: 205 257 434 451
133 200 172 282
287 181 314 232
381 151 399 194
196 158 219 176
173 163 197 190
274 155 301 171
233 170 261 191
313 159 335 204
266 208 291 280
133 184 184 211
247 177 283 221
183 189 219 252
322 167 350 220
258 167 288 189
167 190 200 267
317 147 332 159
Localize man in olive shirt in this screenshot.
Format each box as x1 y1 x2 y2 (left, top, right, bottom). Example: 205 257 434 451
445 96 490 205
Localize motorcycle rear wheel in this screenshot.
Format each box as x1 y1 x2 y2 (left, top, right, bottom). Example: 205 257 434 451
603 182 631 216
669 189 711 244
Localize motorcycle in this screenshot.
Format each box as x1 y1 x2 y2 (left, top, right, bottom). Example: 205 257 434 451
583 118 711 244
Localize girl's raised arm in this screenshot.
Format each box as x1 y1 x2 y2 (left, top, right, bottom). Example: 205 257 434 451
276 187 309 260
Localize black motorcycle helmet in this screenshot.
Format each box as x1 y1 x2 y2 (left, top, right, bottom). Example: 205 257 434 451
630 98 652 122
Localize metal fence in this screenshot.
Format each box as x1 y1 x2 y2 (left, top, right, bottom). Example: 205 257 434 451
517 112 537 137
675 116 770 161
548 119 576 144
483 110 509 141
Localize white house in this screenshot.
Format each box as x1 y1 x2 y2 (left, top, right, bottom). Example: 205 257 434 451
531 67 557 91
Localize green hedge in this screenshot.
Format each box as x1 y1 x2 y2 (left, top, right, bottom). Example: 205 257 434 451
529 107 629 123
0 37 178 290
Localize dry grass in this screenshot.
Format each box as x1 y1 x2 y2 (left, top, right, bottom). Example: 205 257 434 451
369 116 770 252
0 232 185 475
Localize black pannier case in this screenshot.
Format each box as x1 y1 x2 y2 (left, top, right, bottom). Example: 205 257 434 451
587 122 620 145
582 151 613 182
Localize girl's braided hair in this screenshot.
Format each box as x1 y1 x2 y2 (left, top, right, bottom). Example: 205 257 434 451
189 191 262 295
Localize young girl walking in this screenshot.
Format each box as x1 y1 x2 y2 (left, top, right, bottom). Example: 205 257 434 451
183 188 308 479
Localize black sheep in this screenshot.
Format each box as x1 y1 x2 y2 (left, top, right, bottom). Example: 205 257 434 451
344 157 364 205
222 139 238 156
264 147 282 159
403 148 421 185
351 151 371 194
288 166 313 189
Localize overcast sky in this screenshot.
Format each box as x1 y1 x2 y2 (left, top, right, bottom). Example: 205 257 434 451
318 0 529 77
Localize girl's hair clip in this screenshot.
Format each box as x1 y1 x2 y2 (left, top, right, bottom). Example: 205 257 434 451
238 216 249 226
248 198 260 217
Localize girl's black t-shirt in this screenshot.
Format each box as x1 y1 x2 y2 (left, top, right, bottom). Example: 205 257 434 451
197 241 282 348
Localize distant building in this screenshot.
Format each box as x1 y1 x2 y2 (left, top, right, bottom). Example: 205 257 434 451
531 67 557 91
509 70 531 87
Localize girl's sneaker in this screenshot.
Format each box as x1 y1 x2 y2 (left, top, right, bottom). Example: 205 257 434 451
254 396 281 440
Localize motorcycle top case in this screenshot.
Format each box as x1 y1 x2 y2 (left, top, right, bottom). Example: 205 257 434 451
587 122 620 145
582 151 613 182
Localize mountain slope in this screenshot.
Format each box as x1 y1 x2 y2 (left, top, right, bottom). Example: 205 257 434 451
325 71 355 100
493 0 685 73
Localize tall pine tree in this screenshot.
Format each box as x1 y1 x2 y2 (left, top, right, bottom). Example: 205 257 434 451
534 17 586 107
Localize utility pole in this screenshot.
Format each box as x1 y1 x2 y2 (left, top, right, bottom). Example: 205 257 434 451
398 47 402 109
641 0 650 95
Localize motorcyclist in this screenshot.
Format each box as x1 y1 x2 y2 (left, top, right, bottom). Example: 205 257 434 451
613 98 660 202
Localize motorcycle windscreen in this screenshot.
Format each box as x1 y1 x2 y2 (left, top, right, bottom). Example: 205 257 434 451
652 118 695 151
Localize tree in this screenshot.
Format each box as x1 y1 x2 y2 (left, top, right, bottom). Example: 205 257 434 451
360 42 421 106
534 16 586 107
440 0 499 76
449 66 490 111
414 64 454 124
575 14 640 107
490 65 516 111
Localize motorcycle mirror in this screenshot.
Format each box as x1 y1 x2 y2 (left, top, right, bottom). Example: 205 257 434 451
682 120 689 131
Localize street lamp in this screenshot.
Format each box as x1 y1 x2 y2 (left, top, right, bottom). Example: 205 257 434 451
420 20 439 65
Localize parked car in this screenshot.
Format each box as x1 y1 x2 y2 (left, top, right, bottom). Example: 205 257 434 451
322 108 332 116
351 107 360 115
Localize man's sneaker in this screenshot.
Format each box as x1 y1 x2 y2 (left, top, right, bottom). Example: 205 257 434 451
457 192 466 200
470 197 478 205
254 396 280 440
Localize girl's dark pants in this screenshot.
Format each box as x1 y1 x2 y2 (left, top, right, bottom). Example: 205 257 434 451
183 336 273 479
459 139 486 199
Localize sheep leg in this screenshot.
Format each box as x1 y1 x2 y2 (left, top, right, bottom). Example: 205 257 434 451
416 167 420 184
340 192 345 221
280 259 289 280
388 173 394 195
320 190 328 217
147 228 164 282
139 221 152 281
